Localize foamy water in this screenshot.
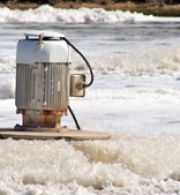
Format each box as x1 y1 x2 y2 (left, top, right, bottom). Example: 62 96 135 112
0 135 179 194
1 5 180 23
0 5 165 23
0 6 180 194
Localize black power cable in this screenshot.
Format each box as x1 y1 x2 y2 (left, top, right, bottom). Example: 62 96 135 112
68 105 81 130
62 37 94 88
63 37 95 130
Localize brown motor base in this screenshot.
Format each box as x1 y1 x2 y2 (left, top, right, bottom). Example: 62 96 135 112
0 126 111 140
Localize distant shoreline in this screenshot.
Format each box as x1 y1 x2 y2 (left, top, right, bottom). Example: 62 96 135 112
1 2 180 16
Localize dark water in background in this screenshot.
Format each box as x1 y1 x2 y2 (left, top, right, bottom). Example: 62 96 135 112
1 22 180 57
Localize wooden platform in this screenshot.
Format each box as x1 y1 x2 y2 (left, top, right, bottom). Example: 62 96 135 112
0 128 111 140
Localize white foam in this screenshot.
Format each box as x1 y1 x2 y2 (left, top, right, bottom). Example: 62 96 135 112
0 5 180 23
0 72 179 194
0 80 15 99
2 44 180 76
0 74 15 99
0 16 180 194
73 45 180 75
0 136 178 194
0 44 180 102
0 57 15 74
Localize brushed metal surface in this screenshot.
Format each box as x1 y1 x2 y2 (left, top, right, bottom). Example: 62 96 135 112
16 63 69 111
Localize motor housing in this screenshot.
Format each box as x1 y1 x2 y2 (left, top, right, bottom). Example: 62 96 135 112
16 32 71 128
0 31 110 140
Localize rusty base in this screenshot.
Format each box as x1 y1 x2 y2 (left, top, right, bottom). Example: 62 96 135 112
0 127 110 140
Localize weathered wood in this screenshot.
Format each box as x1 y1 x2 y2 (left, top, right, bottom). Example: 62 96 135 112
0 128 111 140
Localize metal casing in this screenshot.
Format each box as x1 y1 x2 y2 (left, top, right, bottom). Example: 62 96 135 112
70 74 86 97
16 38 71 64
16 34 71 113
16 63 69 111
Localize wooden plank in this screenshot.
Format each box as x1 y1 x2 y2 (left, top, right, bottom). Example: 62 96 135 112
0 128 110 140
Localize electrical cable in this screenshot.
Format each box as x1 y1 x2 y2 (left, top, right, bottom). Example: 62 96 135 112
63 37 95 130
62 37 94 88
68 105 81 130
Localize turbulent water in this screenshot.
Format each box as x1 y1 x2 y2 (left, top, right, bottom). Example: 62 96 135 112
0 5 180 194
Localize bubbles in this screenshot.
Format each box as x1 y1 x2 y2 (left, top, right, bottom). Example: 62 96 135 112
1 45 180 77
0 71 15 100
73 134 180 179
82 45 180 76
0 136 179 194
0 5 174 24
0 16 180 194
0 79 15 99
0 57 15 74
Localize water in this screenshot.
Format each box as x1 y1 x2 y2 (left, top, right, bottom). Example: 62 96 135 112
0 5 180 194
